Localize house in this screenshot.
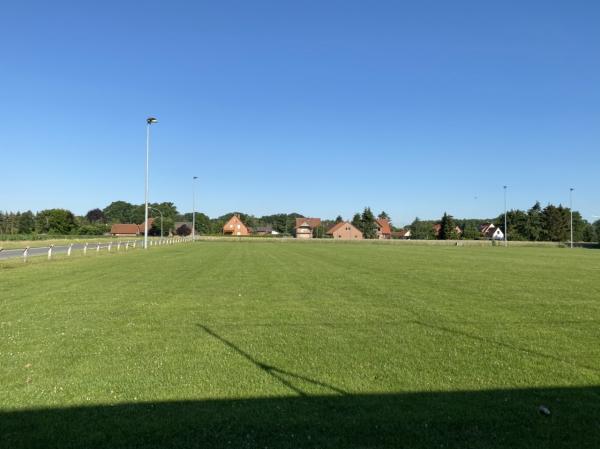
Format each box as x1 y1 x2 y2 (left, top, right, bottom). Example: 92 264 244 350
479 223 495 235
254 226 278 236
485 227 504 240
326 221 363 240
110 223 141 237
375 218 392 239
478 223 504 240
110 218 155 237
433 223 462 238
223 214 250 236
174 222 193 236
295 217 321 239
392 229 411 239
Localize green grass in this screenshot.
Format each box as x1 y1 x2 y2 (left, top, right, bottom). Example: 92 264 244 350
1 241 599 448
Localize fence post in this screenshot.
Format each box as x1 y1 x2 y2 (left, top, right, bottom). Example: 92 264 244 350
125 241 129 251
67 243 73 256
117 241 121 251
48 245 54 260
84 243 88 255
108 242 112 252
96 242 101 253
133 241 137 249
23 246 29 262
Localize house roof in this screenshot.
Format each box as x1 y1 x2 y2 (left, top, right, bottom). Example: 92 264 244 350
110 224 140 234
223 214 247 231
255 226 273 233
392 229 411 238
295 217 321 229
376 218 391 235
479 223 495 232
139 218 155 230
484 227 502 237
326 221 346 235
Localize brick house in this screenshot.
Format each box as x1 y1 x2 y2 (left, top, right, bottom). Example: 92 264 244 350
326 221 363 240
375 218 392 239
223 214 250 236
295 217 321 239
110 218 154 237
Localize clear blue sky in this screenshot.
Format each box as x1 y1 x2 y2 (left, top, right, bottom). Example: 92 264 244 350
1 1 599 225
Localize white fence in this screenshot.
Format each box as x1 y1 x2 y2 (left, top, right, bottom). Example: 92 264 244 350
0 237 196 263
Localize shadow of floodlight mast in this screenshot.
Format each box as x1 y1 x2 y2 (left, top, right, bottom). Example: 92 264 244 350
198 324 347 396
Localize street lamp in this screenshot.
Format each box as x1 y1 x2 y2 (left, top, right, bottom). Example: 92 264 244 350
192 176 198 240
144 116 158 249
570 188 574 249
503 185 508 247
149 207 164 240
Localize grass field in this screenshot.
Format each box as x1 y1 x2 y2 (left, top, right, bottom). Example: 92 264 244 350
1 241 599 448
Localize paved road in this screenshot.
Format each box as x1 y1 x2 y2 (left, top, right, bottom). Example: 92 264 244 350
0 240 144 261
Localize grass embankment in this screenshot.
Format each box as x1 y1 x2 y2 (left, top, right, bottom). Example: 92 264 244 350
1 242 599 448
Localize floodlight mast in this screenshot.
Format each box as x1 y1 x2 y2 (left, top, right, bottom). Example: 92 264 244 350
503 186 508 247
570 188 574 249
192 176 198 240
144 117 158 250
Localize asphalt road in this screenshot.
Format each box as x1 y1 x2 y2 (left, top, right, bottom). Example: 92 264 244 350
0 240 144 261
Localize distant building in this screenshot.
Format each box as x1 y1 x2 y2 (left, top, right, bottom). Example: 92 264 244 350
110 224 141 237
433 223 462 238
110 218 154 237
326 221 363 240
295 217 322 239
392 229 411 239
480 223 504 240
223 214 250 236
174 222 193 236
254 226 279 236
375 218 392 239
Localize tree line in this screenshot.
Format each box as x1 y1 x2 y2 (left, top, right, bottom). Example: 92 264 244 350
1 200 599 243
409 202 600 242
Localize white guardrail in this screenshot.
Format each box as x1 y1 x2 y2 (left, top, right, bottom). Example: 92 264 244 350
0 237 195 263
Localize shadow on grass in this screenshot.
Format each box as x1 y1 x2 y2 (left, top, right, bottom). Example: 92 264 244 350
199 324 347 396
1 387 599 448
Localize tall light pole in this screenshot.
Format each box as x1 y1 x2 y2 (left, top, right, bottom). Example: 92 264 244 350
503 185 508 247
570 187 574 249
144 117 158 249
192 176 198 240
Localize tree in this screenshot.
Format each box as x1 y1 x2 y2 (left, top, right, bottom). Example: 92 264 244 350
351 213 362 230
103 201 136 223
378 211 390 221
17 211 35 234
496 209 529 241
335 215 343 223
175 224 192 236
541 204 569 242
461 221 480 240
35 209 77 234
86 208 105 223
439 213 460 240
593 220 600 243
526 202 543 241
361 207 378 239
409 217 435 240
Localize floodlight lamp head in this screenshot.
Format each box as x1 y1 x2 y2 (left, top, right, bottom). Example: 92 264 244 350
147 117 158 124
